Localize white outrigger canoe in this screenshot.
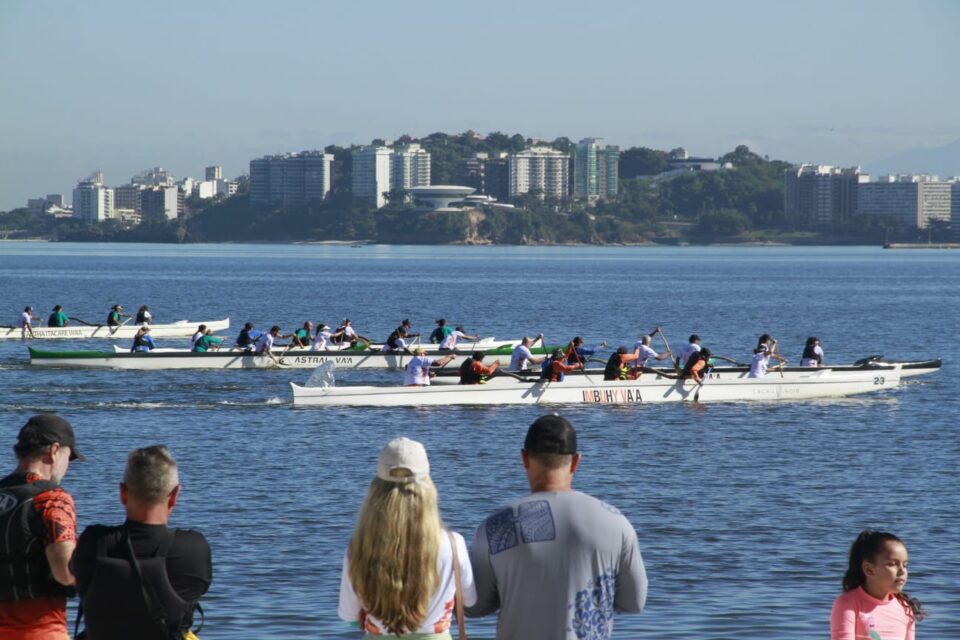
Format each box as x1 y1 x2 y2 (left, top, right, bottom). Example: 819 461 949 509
428 357 941 384
27 342 544 370
290 366 904 407
2 318 229 340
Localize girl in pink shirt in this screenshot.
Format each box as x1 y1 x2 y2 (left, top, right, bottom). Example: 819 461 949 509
830 530 924 639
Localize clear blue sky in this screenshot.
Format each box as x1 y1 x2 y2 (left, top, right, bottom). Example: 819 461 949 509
1 0 957 210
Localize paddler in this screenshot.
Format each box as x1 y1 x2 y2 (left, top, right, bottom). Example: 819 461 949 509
48 305 69 328
748 334 785 378
106 305 130 327
682 347 713 383
382 327 414 354
439 325 480 353
191 324 207 348
630 332 672 377
193 329 224 353
429 318 452 344
548 348 583 382
135 305 152 325
234 322 262 351
404 346 456 386
291 321 314 348
563 336 605 366
333 319 371 348
130 326 156 352
604 346 642 381
18 305 40 338
459 351 499 384
255 325 286 365
510 334 545 371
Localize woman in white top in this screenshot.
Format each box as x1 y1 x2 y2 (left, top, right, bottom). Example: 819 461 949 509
800 336 824 367
339 437 476 638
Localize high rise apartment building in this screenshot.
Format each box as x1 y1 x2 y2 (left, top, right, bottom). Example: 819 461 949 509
509 147 570 200
391 144 431 190
351 146 393 208
857 175 952 229
141 186 182 221
459 153 510 202
249 151 334 208
205 165 222 181
784 165 867 229
72 174 114 222
952 182 960 239
573 138 619 200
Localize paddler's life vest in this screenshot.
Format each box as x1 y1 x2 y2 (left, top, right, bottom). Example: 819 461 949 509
0 473 72 602
132 334 147 352
107 311 121 326
386 330 402 350
135 311 149 324
604 353 629 381
78 525 197 640
681 352 703 378
236 330 254 348
459 359 485 384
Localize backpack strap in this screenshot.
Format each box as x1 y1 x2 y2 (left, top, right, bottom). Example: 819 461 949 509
447 531 467 640
124 527 176 639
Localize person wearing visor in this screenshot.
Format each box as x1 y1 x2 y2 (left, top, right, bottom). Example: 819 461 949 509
339 437 476 638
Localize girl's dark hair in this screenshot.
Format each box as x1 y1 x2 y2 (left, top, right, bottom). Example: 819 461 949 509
842 530 925 621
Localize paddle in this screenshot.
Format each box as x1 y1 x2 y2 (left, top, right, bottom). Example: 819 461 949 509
108 316 132 336
657 328 681 375
771 339 785 378
713 354 748 367
69 317 98 327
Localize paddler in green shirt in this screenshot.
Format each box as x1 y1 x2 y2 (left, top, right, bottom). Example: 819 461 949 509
47 304 69 327
193 329 224 353
106 304 130 326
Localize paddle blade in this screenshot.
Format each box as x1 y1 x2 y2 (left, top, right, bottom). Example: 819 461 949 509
305 361 336 388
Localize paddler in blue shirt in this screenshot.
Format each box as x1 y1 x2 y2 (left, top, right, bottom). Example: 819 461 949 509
130 326 157 352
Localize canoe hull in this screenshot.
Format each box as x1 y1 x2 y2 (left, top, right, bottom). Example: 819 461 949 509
29 347 514 370
3 318 230 340
290 368 902 407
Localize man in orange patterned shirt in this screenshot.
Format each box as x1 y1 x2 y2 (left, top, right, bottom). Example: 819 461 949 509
0 414 84 640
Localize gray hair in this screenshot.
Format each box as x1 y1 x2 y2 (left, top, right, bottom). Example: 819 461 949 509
123 445 179 503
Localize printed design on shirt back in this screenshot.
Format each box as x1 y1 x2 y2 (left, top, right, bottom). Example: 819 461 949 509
486 500 556 555
518 500 555 543
569 572 617 640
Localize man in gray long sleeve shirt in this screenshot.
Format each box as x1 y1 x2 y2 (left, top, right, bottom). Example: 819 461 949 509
467 414 647 640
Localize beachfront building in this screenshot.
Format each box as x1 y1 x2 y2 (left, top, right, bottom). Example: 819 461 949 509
784 164 867 229
573 138 619 201
856 175 952 230
72 173 114 222
508 147 570 200
352 146 394 208
249 151 334 208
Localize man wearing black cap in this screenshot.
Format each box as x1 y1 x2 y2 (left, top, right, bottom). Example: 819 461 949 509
0 414 83 637
467 414 647 639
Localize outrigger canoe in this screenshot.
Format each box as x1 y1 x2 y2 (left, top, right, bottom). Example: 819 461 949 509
290 366 904 407
27 343 556 370
428 356 941 384
2 318 230 340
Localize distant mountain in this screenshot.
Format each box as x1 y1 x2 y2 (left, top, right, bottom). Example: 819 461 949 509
864 138 960 178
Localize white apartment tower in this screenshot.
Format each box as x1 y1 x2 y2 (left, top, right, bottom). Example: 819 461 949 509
352 146 394 208
72 173 114 222
509 147 570 200
391 143 431 190
857 175 952 229
574 138 619 200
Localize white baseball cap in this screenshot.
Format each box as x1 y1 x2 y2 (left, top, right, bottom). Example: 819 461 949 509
377 437 430 483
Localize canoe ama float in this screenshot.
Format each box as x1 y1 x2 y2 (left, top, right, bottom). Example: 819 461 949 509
2 318 230 340
290 367 904 407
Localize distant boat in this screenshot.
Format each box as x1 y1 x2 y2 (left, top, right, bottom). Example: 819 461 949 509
1 318 230 340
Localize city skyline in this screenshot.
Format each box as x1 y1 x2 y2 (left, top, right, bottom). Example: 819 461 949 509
1 0 958 211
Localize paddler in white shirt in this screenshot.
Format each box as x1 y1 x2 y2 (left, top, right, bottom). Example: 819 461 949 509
438 325 480 353
748 334 786 378
630 330 672 376
18 306 40 339
675 334 701 369
509 334 545 371
404 347 456 386
334 319 371 348
311 324 345 352
255 325 286 366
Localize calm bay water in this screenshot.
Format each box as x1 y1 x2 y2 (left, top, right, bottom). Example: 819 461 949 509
0 242 957 638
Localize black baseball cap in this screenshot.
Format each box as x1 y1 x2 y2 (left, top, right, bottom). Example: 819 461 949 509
16 414 85 461
524 414 577 455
